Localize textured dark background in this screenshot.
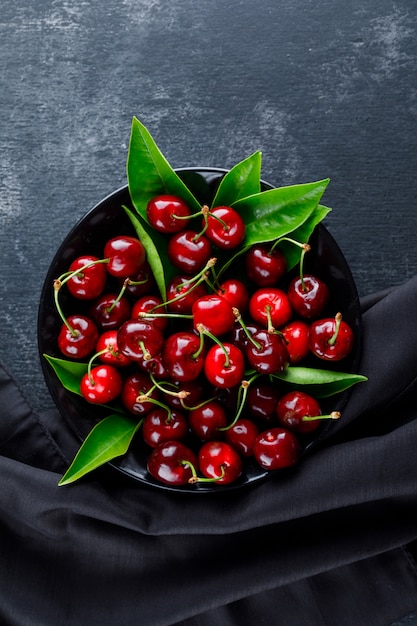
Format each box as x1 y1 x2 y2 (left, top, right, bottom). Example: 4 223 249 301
1 0 416 411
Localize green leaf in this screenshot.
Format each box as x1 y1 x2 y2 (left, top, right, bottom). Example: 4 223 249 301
211 151 262 208
279 204 332 270
127 116 201 220
272 366 367 397
43 353 88 396
58 413 142 485
232 179 330 246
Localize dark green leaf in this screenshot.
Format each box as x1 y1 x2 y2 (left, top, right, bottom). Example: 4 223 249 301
272 366 367 397
43 353 88 396
211 151 262 208
127 117 201 220
58 413 142 485
279 204 332 270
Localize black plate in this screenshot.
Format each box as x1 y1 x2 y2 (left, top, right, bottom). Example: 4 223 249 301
38 168 362 493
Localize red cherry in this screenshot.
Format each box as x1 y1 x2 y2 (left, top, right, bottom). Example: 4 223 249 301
121 372 160 416
117 319 164 362
281 320 310 364
224 419 259 457
203 343 245 388
276 391 322 434
89 293 131 330
162 331 205 382
80 364 123 404
166 275 208 314
288 274 330 319
217 278 249 312
164 379 205 410
309 312 354 361
57 315 99 359
96 330 132 367
188 400 227 441
249 288 292 330
138 352 169 380
142 408 188 448
253 428 300 470
104 236 146 278
167 230 212 274
146 195 191 233
246 330 289 375
245 244 287 286
132 295 168 332
205 206 245 249
66 255 107 300
192 294 236 336
246 381 281 423
147 440 198 486
197 441 243 484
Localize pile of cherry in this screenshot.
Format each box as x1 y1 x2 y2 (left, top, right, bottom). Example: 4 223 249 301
54 194 354 487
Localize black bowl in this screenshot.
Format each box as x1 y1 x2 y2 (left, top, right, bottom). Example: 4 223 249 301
38 168 362 492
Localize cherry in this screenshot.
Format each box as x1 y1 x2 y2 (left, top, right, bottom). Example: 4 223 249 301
122 260 155 298
162 331 205 382
309 312 354 361
167 230 212 274
121 372 160 416
246 381 281 423
142 408 188 448
203 342 245 388
66 255 107 300
246 329 289 375
281 320 310 364
166 274 208 314
96 330 132 368
195 441 243 484
164 378 205 410
188 400 227 441
147 440 198 486
57 314 99 359
217 278 249 312
224 419 259 457
89 293 131 330
205 206 245 250
245 244 287 286
192 294 236 336
80 364 123 404
146 195 191 233
253 427 300 470
276 390 323 435
227 322 260 352
249 287 292 330
104 236 146 278
117 319 164 362
288 274 330 319
138 352 169 380
132 295 168 332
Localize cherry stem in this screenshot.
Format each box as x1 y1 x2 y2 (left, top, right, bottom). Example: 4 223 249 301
105 278 129 314
219 376 258 431
265 305 275 334
138 340 151 361
195 324 230 368
232 308 263 350
86 347 110 385
328 312 342 346
188 464 226 484
148 372 191 400
135 395 172 421
302 411 341 422
151 258 217 312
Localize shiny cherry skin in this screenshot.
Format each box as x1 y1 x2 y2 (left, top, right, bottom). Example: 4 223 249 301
142 408 188 448
246 330 289 375
309 313 354 361
192 294 236 336
249 287 293 329
276 390 322 434
146 195 191 233
188 400 227 441
57 315 99 359
197 441 243 484
132 294 167 332
205 206 245 250
162 331 205 382
247 381 281 423
117 319 164 363
66 255 107 300
80 364 123 404
96 330 132 368
167 230 212 274
217 278 249 313
224 419 259 457
147 440 198 486
138 352 169 380
204 343 245 388
281 320 310 364
245 244 287 287
226 322 260 353
121 372 160 416
89 293 131 330
166 274 208 314
104 236 146 278
253 427 300 471
288 274 330 319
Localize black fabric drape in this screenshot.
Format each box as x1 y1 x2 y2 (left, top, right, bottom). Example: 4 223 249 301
1 278 417 626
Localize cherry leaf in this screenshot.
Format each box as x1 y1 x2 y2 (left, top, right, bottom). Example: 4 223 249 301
211 151 262 208
278 204 332 270
272 366 367 397
58 414 142 485
43 353 87 396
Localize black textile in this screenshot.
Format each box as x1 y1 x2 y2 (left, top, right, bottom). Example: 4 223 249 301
1 278 417 626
